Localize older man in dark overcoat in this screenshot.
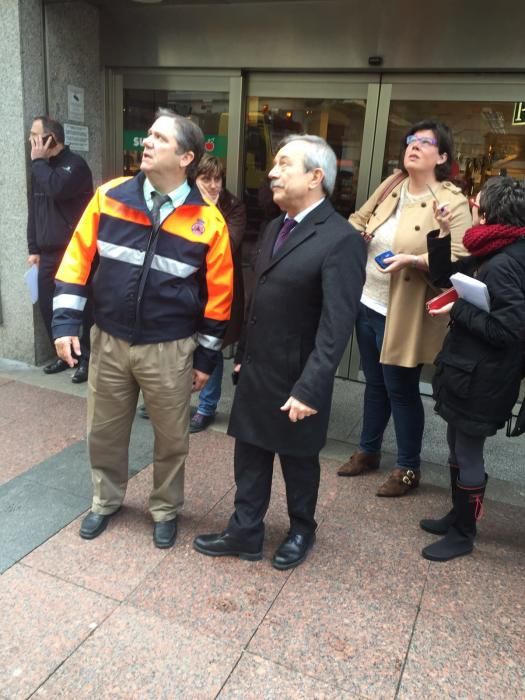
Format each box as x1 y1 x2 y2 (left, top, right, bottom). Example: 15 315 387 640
194 134 366 569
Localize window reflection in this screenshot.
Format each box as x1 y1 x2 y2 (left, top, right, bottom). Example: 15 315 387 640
383 101 525 196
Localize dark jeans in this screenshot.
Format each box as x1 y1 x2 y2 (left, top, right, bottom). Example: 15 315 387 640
446 423 486 486
356 303 424 471
38 250 92 357
227 439 320 547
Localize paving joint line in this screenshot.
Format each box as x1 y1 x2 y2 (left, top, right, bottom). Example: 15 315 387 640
394 563 430 698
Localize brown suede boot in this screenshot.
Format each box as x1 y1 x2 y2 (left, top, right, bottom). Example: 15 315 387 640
376 468 421 497
337 451 381 477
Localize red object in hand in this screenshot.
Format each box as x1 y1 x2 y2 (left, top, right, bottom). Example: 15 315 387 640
426 288 459 312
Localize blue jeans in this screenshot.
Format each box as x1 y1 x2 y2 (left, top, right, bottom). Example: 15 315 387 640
197 353 224 416
356 304 424 471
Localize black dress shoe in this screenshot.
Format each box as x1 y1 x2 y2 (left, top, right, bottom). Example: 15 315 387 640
193 531 262 561
79 510 119 540
138 404 149 419
189 412 215 433
43 358 69 374
272 532 316 570
153 519 177 549
71 359 89 384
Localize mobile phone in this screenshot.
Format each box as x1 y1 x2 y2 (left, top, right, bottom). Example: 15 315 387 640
374 250 394 269
426 287 458 312
44 134 57 148
231 370 239 386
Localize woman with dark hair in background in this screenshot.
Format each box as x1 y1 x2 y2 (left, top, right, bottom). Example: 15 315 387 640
421 177 525 561
337 121 471 496
189 155 247 432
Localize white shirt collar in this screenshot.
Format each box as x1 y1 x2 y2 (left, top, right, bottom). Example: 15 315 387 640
143 177 191 210
285 197 326 224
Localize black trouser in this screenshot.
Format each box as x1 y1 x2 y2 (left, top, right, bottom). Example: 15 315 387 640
227 439 320 547
38 249 92 356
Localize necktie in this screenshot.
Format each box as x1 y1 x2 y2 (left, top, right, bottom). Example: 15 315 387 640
272 218 297 256
150 191 172 231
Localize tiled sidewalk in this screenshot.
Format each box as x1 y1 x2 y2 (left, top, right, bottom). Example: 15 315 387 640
0 374 524 699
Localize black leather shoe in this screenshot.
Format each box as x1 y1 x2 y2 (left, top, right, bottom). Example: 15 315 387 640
79 509 119 540
272 532 316 570
193 531 262 561
189 412 215 433
138 404 149 419
153 518 177 549
71 358 89 384
43 358 69 374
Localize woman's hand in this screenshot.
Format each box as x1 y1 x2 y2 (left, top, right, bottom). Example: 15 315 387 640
378 253 414 274
433 200 452 236
428 301 455 317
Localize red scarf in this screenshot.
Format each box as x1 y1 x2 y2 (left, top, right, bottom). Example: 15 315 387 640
463 224 525 257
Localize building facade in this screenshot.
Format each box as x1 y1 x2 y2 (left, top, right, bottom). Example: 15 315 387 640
2 0 525 375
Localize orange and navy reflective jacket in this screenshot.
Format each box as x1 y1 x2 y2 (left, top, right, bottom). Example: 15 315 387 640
52 173 233 374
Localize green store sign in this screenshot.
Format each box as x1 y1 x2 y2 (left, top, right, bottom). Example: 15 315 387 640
124 131 227 157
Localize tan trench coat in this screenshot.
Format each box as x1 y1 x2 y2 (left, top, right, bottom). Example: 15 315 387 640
349 174 471 367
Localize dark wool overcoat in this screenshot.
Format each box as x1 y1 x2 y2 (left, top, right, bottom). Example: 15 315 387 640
228 199 366 456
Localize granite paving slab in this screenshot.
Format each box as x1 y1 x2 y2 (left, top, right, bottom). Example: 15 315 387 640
128 540 290 647
421 553 525 639
248 572 417 698
398 608 525 699
295 521 429 601
0 564 117 699
218 652 358 699
0 381 86 485
32 604 242 699
0 478 89 574
23 467 176 600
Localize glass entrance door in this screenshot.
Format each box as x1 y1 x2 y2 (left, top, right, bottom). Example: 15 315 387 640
243 73 381 378
105 69 245 194
365 74 525 391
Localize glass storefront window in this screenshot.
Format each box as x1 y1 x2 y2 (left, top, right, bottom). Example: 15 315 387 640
123 88 229 176
243 96 367 243
382 100 525 196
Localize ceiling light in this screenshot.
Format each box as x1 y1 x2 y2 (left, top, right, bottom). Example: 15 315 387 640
132 0 164 4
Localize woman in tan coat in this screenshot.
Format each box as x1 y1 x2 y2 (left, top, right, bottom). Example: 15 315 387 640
337 120 471 496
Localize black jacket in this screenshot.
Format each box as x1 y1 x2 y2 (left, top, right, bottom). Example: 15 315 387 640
428 231 525 436
27 146 93 254
228 199 366 456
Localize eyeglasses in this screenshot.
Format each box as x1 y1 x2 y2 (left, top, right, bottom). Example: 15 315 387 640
406 135 438 148
468 197 480 209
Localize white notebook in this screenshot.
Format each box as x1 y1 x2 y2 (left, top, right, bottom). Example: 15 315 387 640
450 272 490 312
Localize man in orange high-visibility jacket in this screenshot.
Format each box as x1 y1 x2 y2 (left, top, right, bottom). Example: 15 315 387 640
53 109 233 548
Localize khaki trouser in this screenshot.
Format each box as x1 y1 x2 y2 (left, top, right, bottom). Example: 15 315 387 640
87 326 196 521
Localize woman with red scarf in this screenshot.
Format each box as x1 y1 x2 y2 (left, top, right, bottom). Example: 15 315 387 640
422 177 525 561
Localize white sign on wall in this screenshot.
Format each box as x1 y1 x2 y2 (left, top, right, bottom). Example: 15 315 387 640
67 85 85 122
64 123 89 152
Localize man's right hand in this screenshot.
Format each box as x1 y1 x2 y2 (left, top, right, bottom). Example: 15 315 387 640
54 336 81 367
234 363 241 372
27 254 40 266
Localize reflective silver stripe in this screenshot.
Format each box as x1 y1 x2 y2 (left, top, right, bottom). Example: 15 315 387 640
97 240 145 266
151 254 198 278
53 294 87 311
196 333 222 351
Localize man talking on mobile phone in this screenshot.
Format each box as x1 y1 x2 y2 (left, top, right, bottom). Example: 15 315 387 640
27 116 93 382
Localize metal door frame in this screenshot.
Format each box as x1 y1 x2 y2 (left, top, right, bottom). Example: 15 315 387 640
104 68 246 196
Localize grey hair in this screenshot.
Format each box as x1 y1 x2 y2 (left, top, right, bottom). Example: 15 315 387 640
155 108 204 179
277 134 337 196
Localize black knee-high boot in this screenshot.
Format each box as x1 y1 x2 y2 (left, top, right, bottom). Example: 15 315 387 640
422 477 487 562
420 464 458 535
